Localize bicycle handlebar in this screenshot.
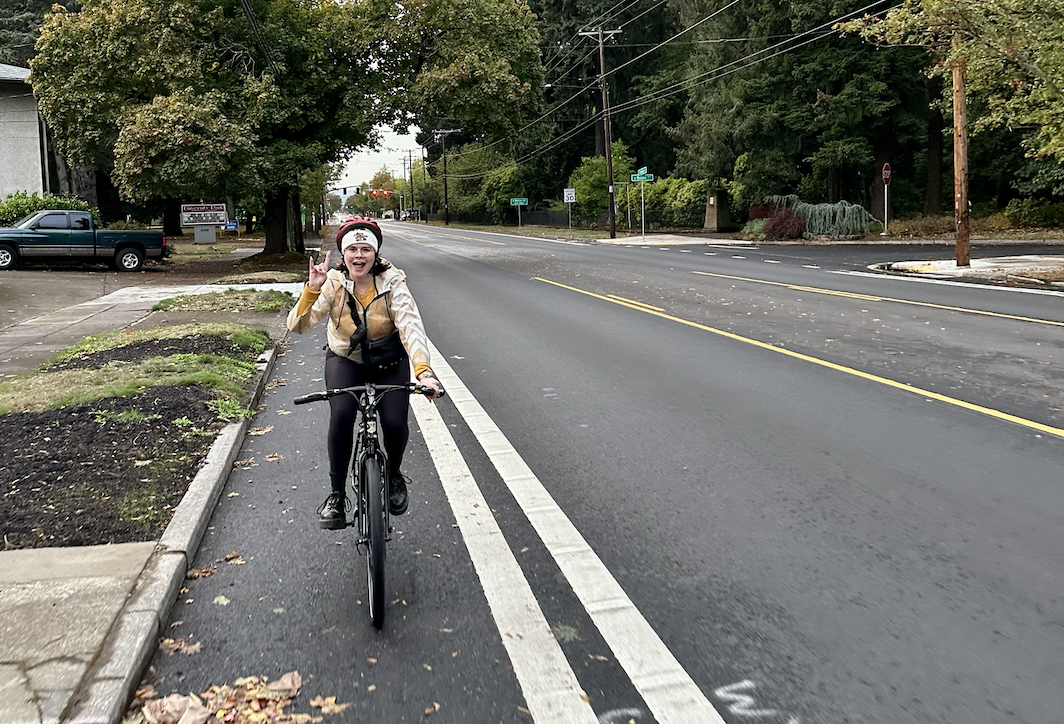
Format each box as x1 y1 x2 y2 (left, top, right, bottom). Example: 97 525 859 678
293 382 445 406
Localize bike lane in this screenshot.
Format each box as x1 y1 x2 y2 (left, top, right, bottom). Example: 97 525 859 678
140 325 531 722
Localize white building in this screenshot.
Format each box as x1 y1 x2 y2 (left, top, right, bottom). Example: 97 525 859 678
0 63 54 198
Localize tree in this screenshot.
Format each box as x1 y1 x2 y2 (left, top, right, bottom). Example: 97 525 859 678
840 0 1064 158
668 0 932 219
32 0 544 253
0 0 73 67
568 141 634 220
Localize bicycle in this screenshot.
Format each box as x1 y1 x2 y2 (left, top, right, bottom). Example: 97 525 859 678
294 381 444 628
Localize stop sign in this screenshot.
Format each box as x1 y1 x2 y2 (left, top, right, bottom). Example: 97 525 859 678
882 163 892 185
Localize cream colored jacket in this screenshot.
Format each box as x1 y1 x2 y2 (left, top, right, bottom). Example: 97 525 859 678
286 263 432 377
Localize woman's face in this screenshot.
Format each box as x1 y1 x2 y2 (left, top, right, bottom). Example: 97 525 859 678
343 243 376 279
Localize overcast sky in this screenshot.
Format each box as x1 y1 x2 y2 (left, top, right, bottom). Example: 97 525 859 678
338 127 422 194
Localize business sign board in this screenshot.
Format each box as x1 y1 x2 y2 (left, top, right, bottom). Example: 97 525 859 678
181 203 228 226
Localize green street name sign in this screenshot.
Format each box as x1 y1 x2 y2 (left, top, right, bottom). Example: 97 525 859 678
510 197 528 206
631 173 654 182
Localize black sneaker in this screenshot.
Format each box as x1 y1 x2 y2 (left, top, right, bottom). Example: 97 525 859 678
389 472 409 516
317 491 347 530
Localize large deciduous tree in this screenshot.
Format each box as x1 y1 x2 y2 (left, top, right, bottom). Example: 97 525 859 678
841 0 1064 159
31 0 542 252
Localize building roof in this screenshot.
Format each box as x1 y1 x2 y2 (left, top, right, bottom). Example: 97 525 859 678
0 63 31 83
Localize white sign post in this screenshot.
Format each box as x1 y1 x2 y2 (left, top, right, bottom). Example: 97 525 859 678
510 197 528 227
181 203 229 244
630 167 654 242
563 187 576 236
881 163 892 236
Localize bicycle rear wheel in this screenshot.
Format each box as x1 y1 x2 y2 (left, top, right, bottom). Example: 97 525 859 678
362 458 386 629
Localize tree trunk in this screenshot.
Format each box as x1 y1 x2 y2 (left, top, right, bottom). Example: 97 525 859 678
924 76 944 216
263 187 290 254
163 199 182 237
291 190 306 254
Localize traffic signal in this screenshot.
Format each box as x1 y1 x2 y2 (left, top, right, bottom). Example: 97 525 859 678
372 189 378 197
384 190 390 197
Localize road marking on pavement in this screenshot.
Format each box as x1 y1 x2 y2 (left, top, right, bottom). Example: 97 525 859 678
833 269 1064 298
536 277 1064 441
390 228 507 246
607 294 664 312
421 341 729 724
801 264 820 269
410 391 598 724
691 270 1064 327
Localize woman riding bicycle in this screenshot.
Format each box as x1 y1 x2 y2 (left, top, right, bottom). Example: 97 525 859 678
286 220 442 529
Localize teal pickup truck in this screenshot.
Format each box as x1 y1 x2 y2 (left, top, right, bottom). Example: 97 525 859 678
0 209 168 272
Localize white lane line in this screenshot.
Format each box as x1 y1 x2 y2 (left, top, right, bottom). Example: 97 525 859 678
425 341 727 724
705 252 717 256
764 260 781 264
411 393 598 724
732 255 746 259
831 269 1064 297
802 264 820 269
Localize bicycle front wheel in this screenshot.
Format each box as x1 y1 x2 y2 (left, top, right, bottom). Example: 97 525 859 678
363 458 387 629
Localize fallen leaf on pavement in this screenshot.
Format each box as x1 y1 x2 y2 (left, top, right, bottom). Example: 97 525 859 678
248 426 274 436
309 695 352 714
142 693 210 724
264 453 283 462
277 410 292 415
367 658 377 665
424 702 441 716
588 654 608 662
266 670 302 697
182 641 202 655
227 492 240 498
186 566 215 580
233 458 258 468
134 459 154 467
213 595 230 606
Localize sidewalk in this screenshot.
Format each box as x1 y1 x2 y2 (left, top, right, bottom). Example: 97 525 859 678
1 240 1063 724
0 281 299 724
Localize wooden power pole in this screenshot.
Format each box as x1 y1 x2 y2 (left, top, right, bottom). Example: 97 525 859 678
952 43 970 267
579 26 621 239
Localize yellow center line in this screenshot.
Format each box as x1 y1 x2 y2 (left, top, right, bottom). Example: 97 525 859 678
690 270 1064 327
536 276 1064 440
607 294 665 311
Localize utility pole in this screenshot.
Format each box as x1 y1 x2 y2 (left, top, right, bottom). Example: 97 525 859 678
408 150 416 221
952 39 970 267
436 129 460 225
579 26 621 239
401 156 407 219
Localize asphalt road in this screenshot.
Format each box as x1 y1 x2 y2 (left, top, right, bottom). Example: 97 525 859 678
144 225 1064 724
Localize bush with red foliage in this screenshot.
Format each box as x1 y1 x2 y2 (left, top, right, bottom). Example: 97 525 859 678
763 208 806 239
748 205 770 219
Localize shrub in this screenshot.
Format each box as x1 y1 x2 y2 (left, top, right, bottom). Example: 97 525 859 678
1004 198 1064 228
0 190 99 226
105 219 149 230
887 216 955 237
763 208 805 239
766 194 877 237
748 204 770 219
739 218 767 240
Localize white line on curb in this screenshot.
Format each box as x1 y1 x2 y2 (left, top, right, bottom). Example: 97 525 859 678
423 341 727 724
410 394 598 724
832 269 1064 297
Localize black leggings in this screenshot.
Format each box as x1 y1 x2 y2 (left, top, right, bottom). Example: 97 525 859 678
325 351 410 491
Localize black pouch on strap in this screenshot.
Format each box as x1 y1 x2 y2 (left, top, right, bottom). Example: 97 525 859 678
362 330 406 371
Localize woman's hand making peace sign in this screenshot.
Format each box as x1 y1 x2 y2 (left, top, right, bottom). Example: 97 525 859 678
308 250 332 292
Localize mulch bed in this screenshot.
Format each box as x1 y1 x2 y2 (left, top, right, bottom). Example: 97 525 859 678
1 335 260 550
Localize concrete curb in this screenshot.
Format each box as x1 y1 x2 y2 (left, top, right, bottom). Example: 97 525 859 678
63 343 280 724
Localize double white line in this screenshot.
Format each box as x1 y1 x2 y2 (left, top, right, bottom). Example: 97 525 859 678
411 341 725 724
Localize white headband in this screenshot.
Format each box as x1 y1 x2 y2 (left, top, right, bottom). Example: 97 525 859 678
340 228 379 253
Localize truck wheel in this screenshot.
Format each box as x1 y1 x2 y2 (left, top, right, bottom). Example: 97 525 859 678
115 247 144 272
0 244 16 270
